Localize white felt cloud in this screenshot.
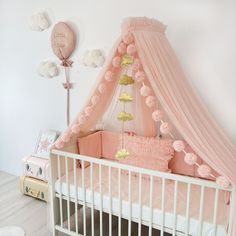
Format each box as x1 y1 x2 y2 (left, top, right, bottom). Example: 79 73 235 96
82 49 105 68
37 61 59 78
30 12 50 31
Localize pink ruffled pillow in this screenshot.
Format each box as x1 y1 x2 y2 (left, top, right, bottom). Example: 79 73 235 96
118 134 174 174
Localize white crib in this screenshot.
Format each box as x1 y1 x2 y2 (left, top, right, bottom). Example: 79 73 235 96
50 142 234 236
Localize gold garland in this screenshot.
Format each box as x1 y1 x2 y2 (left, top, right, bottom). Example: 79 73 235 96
115 55 134 160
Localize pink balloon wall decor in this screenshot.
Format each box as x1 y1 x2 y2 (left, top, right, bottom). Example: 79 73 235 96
51 22 77 126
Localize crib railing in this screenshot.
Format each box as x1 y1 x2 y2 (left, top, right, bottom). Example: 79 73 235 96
50 149 233 236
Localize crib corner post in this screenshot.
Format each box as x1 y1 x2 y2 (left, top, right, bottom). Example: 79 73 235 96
49 152 59 236
228 186 236 236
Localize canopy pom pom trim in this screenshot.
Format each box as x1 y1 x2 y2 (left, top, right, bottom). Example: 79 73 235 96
122 32 134 44
198 164 212 178
184 152 198 166
173 140 185 152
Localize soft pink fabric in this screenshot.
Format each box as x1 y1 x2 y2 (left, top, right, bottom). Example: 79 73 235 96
121 133 173 160
101 131 119 160
169 144 196 177
78 131 173 174
78 131 102 158
64 18 236 235
79 131 219 180
56 164 230 230
118 133 173 173
169 143 219 180
121 17 235 184
51 22 76 64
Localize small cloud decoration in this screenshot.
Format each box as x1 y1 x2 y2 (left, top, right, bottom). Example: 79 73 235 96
30 12 50 31
37 61 59 79
82 49 105 68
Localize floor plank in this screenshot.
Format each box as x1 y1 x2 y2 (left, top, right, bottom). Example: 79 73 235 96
0 171 51 236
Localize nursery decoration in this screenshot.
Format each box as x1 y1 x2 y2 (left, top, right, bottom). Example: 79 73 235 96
30 12 50 31
51 22 76 126
37 61 59 78
116 74 134 159
55 17 235 195
82 49 105 68
53 17 236 236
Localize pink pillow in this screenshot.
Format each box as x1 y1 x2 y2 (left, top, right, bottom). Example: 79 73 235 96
117 133 174 173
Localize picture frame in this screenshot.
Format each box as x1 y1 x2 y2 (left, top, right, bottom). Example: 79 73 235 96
33 130 59 159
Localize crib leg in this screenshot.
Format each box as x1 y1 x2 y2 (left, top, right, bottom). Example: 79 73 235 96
52 227 58 236
50 155 60 236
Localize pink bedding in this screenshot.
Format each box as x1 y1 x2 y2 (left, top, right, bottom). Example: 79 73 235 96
78 131 219 179
55 164 229 235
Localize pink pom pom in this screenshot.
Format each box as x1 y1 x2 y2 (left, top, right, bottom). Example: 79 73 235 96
112 56 121 68
98 83 106 93
122 32 134 44
132 58 141 71
91 95 100 105
55 138 64 149
127 43 136 55
78 115 86 124
140 85 151 97
61 132 71 143
145 96 156 107
85 106 93 116
152 110 163 122
105 71 115 82
198 164 211 178
173 140 185 152
184 153 197 165
135 71 146 82
117 42 126 55
71 124 81 134
160 122 172 134
216 176 230 188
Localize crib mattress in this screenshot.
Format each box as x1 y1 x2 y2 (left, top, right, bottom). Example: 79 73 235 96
55 164 229 236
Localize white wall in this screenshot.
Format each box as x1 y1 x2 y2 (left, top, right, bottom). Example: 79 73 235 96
0 0 235 176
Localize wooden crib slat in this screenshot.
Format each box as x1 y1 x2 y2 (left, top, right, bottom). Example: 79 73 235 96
90 162 95 236
149 175 154 236
81 160 86 236
212 188 219 236
57 155 63 228
73 158 79 234
128 170 132 236
118 168 121 236
65 157 71 231
109 166 112 236
99 164 103 236
138 173 142 236
161 178 166 236
172 180 178 236
198 186 205 236
185 183 191 236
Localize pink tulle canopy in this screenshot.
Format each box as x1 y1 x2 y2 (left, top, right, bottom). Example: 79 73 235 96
56 17 236 235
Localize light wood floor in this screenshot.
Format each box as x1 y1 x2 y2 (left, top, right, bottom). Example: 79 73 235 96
0 171 51 236
0 171 170 236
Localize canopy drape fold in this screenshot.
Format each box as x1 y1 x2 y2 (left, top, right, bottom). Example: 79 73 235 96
65 17 235 235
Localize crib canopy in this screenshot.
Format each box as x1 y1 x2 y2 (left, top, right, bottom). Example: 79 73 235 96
57 17 236 188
